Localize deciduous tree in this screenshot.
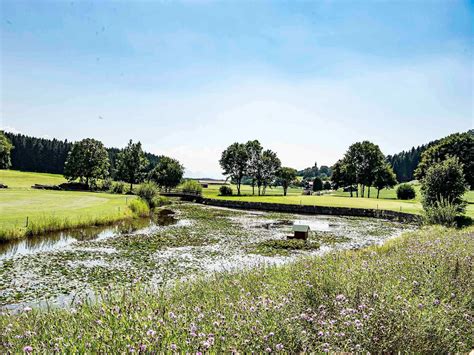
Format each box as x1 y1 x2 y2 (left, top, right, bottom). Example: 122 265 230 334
0 131 13 169
277 167 297 196
219 143 248 196
116 140 149 191
148 156 184 191
64 138 110 187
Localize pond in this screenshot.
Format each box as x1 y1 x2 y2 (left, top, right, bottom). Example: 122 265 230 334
0 202 413 310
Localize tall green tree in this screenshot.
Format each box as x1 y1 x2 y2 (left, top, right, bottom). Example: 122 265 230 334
245 140 263 195
258 149 281 195
148 156 184 191
421 156 468 212
64 138 110 187
341 141 386 198
219 143 248 196
415 131 474 188
0 131 13 169
116 140 149 191
277 167 297 196
374 164 398 199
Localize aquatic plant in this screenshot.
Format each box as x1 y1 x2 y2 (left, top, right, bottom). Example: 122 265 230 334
0 226 472 352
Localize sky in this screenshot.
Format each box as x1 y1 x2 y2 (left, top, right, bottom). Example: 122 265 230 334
1 0 473 178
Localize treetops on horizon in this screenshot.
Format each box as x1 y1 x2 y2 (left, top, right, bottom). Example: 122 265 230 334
63 137 184 190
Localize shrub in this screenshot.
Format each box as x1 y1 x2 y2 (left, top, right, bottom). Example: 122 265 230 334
219 185 233 196
110 182 125 194
180 180 203 195
323 181 332 190
423 199 457 227
313 177 323 192
136 182 159 208
128 199 149 217
396 183 416 200
421 156 468 213
101 178 113 191
149 196 170 209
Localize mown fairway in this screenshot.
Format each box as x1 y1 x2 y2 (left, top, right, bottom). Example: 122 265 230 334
0 170 134 235
202 184 474 217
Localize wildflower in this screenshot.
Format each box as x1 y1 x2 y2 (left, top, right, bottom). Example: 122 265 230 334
276 344 284 351
146 329 156 337
318 331 324 337
335 294 346 302
265 347 272 353
139 344 146 352
418 303 424 309
23 346 33 353
23 307 32 313
170 344 177 351
168 311 176 319
433 299 440 306
413 281 419 287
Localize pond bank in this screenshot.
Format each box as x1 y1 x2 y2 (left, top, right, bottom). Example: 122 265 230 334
0 225 471 353
162 193 421 223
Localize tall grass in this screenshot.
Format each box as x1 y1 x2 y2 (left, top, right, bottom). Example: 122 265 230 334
1 226 472 352
0 204 145 242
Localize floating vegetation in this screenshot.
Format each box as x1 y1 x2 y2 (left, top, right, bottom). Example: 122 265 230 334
249 239 320 256
0 203 412 308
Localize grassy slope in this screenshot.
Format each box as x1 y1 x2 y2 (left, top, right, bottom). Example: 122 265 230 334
202 184 474 217
0 170 136 239
1 226 472 352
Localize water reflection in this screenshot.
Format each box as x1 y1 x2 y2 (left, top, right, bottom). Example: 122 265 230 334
0 209 178 260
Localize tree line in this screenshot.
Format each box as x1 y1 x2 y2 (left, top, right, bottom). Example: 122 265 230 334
220 140 299 196
2 132 161 179
331 141 398 199
0 132 185 191
63 138 184 191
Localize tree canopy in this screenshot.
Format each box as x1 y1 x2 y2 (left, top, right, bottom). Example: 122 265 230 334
149 156 184 191
421 156 468 212
64 138 110 186
415 131 474 189
116 140 149 191
219 143 249 195
0 131 13 169
277 167 297 196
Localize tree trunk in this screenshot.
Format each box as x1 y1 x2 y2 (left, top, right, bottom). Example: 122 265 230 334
284 185 287 196
377 189 380 199
252 180 255 195
86 176 89 187
350 186 353 197
368 186 371 198
130 183 133 192
361 185 365 198
237 181 241 196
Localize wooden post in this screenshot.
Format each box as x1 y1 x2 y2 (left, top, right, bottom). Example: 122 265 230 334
25 216 29 227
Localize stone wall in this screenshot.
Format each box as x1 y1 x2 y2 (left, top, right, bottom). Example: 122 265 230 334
201 198 421 223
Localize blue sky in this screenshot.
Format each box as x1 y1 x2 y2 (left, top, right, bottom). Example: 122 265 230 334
1 0 472 177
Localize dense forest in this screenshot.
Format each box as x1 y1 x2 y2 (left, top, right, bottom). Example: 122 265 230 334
386 146 427 182
4 132 160 177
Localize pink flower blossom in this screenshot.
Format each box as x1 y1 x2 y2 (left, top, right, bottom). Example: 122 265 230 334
23 346 33 353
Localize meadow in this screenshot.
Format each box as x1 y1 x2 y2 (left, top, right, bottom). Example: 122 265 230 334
0 170 136 240
1 225 472 352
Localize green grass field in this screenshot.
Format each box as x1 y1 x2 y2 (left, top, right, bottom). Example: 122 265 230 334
202 183 474 217
0 170 136 240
